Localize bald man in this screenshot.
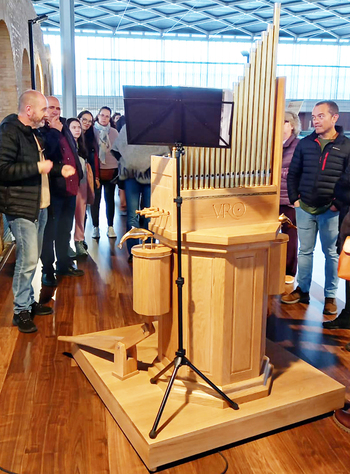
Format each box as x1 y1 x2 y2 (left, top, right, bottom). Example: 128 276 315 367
0 90 75 333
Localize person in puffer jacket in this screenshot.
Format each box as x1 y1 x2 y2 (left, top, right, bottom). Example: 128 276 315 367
282 101 350 318
0 90 75 333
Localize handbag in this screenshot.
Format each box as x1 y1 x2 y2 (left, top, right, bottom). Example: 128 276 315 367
99 168 115 181
338 236 350 280
86 162 95 205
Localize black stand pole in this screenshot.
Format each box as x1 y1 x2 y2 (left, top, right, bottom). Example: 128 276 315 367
149 144 239 440
28 20 36 90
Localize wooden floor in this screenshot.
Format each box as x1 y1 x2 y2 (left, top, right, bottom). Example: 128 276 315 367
1 210 350 474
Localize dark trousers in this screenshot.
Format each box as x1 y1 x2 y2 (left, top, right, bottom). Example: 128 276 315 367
280 204 298 277
41 194 76 275
124 178 151 256
90 179 116 227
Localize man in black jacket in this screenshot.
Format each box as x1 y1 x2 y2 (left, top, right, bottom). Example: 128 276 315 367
0 90 75 333
40 96 84 286
282 101 350 318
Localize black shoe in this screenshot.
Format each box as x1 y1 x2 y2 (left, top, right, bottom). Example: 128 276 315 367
31 302 53 317
42 273 58 287
82 240 88 250
56 265 85 277
322 310 350 329
13 310 37 333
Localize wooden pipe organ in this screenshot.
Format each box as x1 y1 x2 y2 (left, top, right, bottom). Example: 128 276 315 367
140 3 288 405
57 7 346 469
60 3 286 405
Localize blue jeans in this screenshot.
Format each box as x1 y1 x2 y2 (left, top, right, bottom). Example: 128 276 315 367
296 206 339 298
6 209 48 314
124 178 151 255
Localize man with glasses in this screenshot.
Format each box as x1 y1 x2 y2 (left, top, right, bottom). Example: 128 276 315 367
40 96 84 286
282 101 350 320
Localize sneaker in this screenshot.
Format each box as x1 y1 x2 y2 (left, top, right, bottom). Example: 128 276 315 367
107 226 117 238
285 275 295 284
75 241 88 257
120 210 127 216
323 297 337 315
281 286 310 305
56 265 85 277
322 309 350 329
92 227 100 239
68 246 77 259
31 302 53 317
13 310 37 333
42 273 58 287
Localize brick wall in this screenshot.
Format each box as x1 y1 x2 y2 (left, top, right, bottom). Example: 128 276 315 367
0 0 51 254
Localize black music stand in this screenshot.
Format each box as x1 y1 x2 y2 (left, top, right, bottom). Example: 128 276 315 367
123 86 238 439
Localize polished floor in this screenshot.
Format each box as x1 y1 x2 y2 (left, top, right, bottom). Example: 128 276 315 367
0 207 350 474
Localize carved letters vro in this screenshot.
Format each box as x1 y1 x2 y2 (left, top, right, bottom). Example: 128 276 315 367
213 202 246 218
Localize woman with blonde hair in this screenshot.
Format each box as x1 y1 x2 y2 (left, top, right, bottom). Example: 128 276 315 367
280 111 301 284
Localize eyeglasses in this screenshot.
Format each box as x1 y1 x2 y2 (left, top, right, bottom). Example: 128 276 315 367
81 118 93 124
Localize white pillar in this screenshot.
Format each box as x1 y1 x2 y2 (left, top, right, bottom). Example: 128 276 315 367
59 0 77 117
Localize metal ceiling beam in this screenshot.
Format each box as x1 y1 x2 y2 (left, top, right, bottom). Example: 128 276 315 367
32 0 350 40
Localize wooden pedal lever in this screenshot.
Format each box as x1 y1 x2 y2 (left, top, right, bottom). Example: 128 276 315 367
136 207 158 215
58 322 155 380
136 207 170 218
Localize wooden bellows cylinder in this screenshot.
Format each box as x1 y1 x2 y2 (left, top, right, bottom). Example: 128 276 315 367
131 243 172 316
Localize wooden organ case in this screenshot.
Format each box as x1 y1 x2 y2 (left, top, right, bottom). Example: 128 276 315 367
60 4 345 470
146 5 286 405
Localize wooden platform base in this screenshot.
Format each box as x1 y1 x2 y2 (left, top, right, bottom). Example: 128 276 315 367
70 332 345 471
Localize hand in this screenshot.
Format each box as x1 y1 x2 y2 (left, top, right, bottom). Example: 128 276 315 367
95 177 100 189
61 165 76 178
38 160 53 174
294 200 300 207
47 116 63 131
330 204 338 212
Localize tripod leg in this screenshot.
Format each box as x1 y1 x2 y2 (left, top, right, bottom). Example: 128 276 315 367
149 356 182 439
185 357 239 410
150 359 175 384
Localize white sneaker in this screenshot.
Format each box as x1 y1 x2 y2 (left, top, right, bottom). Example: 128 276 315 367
92 227 100 239
107 226 117 238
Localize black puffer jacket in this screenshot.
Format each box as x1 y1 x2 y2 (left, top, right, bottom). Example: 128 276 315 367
0 114 45 221
287 126 350 209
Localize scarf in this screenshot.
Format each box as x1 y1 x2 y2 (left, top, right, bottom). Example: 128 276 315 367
94 121 111 164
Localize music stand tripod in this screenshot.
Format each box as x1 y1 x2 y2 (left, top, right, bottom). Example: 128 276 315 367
148 143 239 439
122 86 239 440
